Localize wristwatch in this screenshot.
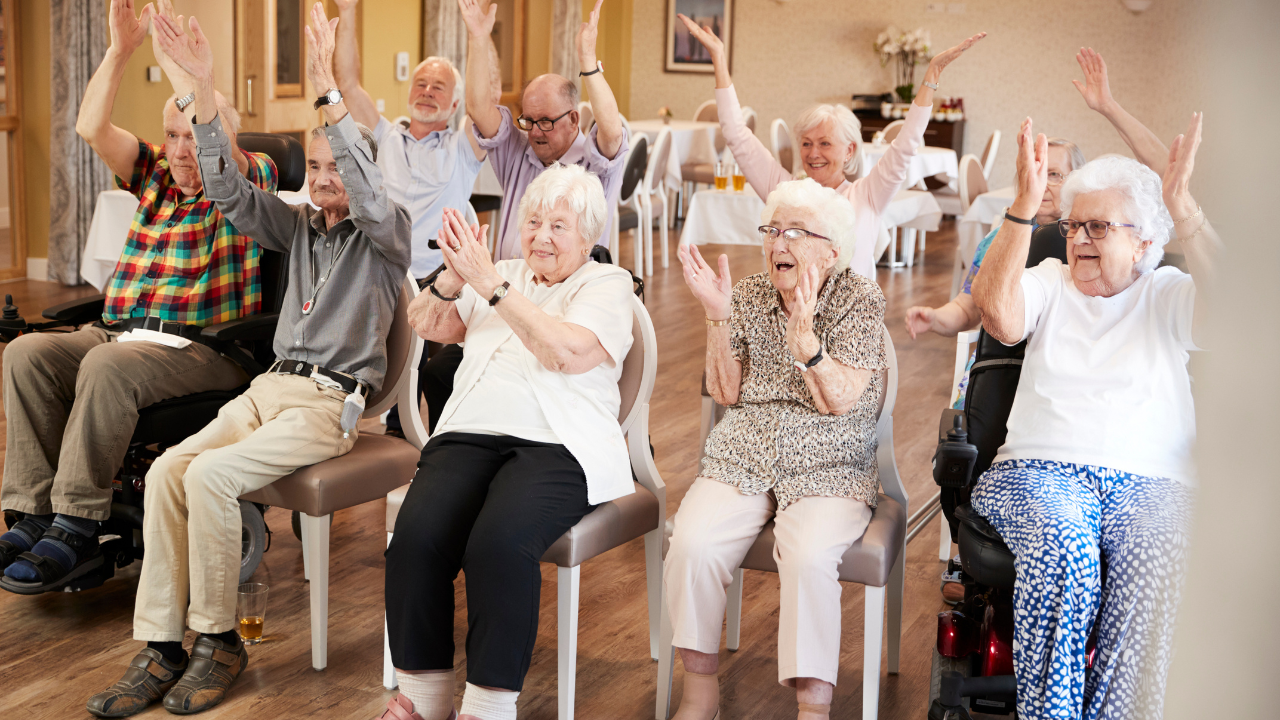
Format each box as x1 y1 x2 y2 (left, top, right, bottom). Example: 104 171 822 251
488 281 511 306
580 60 603 77
793 346 824 373
314 88 343 110
174 91 196 112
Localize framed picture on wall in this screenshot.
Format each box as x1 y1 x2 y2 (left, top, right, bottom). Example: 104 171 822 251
666 0 733 73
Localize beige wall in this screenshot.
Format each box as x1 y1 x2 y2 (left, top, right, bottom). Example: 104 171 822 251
362 0 422 123
630 0 1200 189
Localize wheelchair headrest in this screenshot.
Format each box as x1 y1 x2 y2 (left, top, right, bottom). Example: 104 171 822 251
237 132 307 193
1027 222 1067 268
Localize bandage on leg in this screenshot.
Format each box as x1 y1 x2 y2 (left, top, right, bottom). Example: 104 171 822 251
458 683 518 720
672 670 720 720
394 669 457 720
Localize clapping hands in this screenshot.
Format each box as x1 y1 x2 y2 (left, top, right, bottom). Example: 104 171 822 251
678 244 732 322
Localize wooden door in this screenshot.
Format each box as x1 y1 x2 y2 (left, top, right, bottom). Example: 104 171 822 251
0 0 25 281
235 0 334 145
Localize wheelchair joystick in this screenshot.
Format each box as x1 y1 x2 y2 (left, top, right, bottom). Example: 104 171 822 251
0 294 27 342
933 414 979 489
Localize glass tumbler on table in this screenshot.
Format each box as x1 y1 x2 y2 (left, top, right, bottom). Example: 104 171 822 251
714 161 729 191
731 163 746 192
237 582 269 644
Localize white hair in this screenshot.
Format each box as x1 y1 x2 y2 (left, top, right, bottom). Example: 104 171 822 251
517 164 608 245
791 104 863 175
1060 156 1173 274
311 122 379 162
165 91 241 134
760 178 859 274
413 56 464 107
1047 137 1086 171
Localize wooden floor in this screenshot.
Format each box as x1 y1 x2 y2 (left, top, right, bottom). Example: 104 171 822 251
0 223 963 719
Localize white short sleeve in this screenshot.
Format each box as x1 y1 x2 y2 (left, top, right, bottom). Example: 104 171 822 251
1017 259 1063 342
561 268 635 365
454 283 481 327
1152 267 1198 350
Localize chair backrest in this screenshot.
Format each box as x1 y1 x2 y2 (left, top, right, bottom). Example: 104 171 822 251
980 130 1001 180
693 99 717 123
617 293 658 437
875 325 907 509
741 106 757 134
881 119 907 144
770 117 793 174
1026 221 1067 268
364 275 425 441
577 101 594 133
644 127 674 196
238 132 306 192
957 154 987 213
618 134 649 205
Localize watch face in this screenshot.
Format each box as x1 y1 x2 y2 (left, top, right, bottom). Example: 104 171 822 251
494 286 508 298
327 89 342 104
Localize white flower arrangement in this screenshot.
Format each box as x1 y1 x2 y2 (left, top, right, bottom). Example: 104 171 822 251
874 26 933 102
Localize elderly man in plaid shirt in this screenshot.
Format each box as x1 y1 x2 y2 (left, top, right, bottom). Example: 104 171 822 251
0 0 276 594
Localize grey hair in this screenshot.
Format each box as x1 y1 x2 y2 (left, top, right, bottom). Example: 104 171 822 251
1047 137 1086 172
1060 156 1173 274
517 163 607 245
165 91 241 134
760 178 859 274
791 104 863 175
412 56 464 108
311 122 379 162
522 74 579 111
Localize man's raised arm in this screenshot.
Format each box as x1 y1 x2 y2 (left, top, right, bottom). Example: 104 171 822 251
76 0 154 180
578 0 623 159
330 0 380 129
459 0 501 138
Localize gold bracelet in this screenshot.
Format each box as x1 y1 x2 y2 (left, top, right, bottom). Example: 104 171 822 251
706 317 729 326
1173 205 1203 225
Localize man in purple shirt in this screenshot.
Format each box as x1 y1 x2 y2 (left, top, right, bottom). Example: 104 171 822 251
460 0 628 260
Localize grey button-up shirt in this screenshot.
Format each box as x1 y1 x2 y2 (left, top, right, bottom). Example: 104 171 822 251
194 114 412 396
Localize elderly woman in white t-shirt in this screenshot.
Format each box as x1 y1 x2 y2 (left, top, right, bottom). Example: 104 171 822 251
385 164 635 720
970 115 1216 720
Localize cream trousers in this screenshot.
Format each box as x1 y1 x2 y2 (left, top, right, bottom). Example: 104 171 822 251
133 372 356 641
664 476 873 686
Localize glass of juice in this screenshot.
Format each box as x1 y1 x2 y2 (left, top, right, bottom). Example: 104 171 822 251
714 161 729 191
732 163 746 192
236 582 269 644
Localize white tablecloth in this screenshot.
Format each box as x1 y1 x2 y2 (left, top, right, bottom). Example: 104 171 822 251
629 119 720 190
80 188 319 292
957 185 1015 266
857 144 959 188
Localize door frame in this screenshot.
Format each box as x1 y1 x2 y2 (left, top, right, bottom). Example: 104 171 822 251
1 0 26 282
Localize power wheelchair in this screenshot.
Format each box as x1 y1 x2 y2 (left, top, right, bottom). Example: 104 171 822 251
926 224 1072 719
0 132 305 593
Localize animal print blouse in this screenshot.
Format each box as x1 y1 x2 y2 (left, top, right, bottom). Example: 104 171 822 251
700 269 887 510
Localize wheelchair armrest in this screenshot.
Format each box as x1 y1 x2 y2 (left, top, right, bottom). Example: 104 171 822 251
201 313 280 343
41 294 106 324
939 408 965 444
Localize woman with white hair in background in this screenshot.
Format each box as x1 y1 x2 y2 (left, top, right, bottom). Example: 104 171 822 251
970 115 1217 720
384 164 637 720
666 179 889 720
678 15 985 278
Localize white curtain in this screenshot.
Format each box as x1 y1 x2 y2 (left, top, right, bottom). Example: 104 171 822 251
422 0 469 128
48 0 111 284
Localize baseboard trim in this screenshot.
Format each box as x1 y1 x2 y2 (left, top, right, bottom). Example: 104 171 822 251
26 257 47 280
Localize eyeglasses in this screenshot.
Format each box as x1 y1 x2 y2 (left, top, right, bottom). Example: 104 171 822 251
1047 171 1068 186
758 225 831 245
516 109 574 132
1057 219 1138 240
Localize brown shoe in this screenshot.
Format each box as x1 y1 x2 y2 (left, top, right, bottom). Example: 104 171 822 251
87 647 190 718
161 634 248 715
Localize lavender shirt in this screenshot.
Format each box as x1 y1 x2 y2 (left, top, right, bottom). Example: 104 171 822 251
474 105 629 260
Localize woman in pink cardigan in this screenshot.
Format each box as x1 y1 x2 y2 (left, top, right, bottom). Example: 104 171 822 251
678 15 985 279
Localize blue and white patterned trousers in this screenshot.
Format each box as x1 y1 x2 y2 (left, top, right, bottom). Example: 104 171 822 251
970 459 1193 720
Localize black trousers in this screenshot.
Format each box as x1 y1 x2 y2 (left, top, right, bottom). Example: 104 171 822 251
386 342 460 434
385 432 592 690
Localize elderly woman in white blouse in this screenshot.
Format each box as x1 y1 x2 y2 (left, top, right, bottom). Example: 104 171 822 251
677 15 984 278
970 115 1215 720
385 164 635 720
667 179 888 720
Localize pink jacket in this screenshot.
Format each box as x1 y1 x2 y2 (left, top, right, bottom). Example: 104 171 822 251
716 85 931 279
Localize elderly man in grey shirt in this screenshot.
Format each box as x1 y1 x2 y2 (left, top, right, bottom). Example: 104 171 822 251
86 9 410 718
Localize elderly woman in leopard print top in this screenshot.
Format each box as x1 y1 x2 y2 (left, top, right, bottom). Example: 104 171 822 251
665 178 887 720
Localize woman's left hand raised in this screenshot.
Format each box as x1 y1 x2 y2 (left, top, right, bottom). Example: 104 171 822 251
438 207 500 295
785 264 823 365
1163 112 1203 224
924 32 987 84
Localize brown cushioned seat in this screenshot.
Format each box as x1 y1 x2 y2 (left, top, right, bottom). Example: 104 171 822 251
682 161 716 186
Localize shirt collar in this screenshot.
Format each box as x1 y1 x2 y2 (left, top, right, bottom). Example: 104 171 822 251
524 131 587 169
397 122 451 145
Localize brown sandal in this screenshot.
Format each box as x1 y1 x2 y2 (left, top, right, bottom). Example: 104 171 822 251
161 634 248 715
86 647 189 718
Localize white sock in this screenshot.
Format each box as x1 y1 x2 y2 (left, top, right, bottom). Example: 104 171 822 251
458 682 519 720
395 669 456 720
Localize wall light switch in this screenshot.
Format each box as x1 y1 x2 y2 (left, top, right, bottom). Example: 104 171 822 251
376 98 386 113
395 52 411 82
925 3 944 13
147 66 162 83
947 2 966 13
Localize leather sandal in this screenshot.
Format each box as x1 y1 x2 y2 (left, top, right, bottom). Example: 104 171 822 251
86 647 190 718
376 694 458 720
0 526 103 595
161 634 248 715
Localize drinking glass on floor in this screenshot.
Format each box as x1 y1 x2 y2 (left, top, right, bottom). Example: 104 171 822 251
237 583 269 644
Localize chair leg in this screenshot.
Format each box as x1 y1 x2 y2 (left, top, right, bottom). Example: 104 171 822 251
939 514 953 562
725 567 743 652
644 529 663 661
902 229 917 267
660 196 670 269
633 215 645 279
863 585 886 720
558 565 581 720
886 552 904 675
384 532 397 690
300 513 330 671
918 230 927 256
656 588 675 720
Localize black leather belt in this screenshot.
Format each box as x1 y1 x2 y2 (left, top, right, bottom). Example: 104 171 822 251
101 316 206 343
269 359 365 396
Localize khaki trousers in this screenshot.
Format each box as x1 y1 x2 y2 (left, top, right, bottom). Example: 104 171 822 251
664 476 873 686
1 327 247 520
133 372 357 641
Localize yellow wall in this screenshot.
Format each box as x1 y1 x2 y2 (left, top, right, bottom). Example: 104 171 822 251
359 0 422 122
525 0 552 82
583 0 631 117
20 0 49 260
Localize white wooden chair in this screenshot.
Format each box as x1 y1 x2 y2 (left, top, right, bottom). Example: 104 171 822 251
640 127 674 276
578 101 594 134
979 129 1001 180
771 117 793 174
881 119 907 144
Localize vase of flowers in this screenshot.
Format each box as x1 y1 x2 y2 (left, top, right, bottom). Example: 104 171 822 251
659 106 673 125
874 26 932 104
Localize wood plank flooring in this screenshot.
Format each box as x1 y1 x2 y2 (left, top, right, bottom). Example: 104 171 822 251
0 224 964 719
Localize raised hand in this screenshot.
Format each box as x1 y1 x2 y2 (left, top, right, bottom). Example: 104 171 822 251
1163 112 1203 223
109 0 154 56
457 0 497 39
676 14 726 65
1009 118 1049 219
152 14 213 82
578 0 605 67
785 264 822 363
1072 47 1115 114
678 243 732 321
923 32 987 83
904 306 935 340
304 2 340 92
438 208 498 292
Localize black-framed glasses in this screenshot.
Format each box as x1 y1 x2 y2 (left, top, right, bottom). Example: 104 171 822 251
1047 171 1068 186
1057 219 1138 240
758 225 831 245
516 109 574 132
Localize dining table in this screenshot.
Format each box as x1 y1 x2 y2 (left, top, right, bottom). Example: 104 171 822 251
628 119 721 190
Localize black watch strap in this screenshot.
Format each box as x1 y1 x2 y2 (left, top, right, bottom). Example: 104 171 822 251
805 346 824 368
429 279 460 302
1004 211 1036 226
488 281 511 306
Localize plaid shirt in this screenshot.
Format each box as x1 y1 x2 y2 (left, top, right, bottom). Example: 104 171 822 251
102 140 278 327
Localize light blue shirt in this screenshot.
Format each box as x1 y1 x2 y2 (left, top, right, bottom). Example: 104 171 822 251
374 117 484 278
